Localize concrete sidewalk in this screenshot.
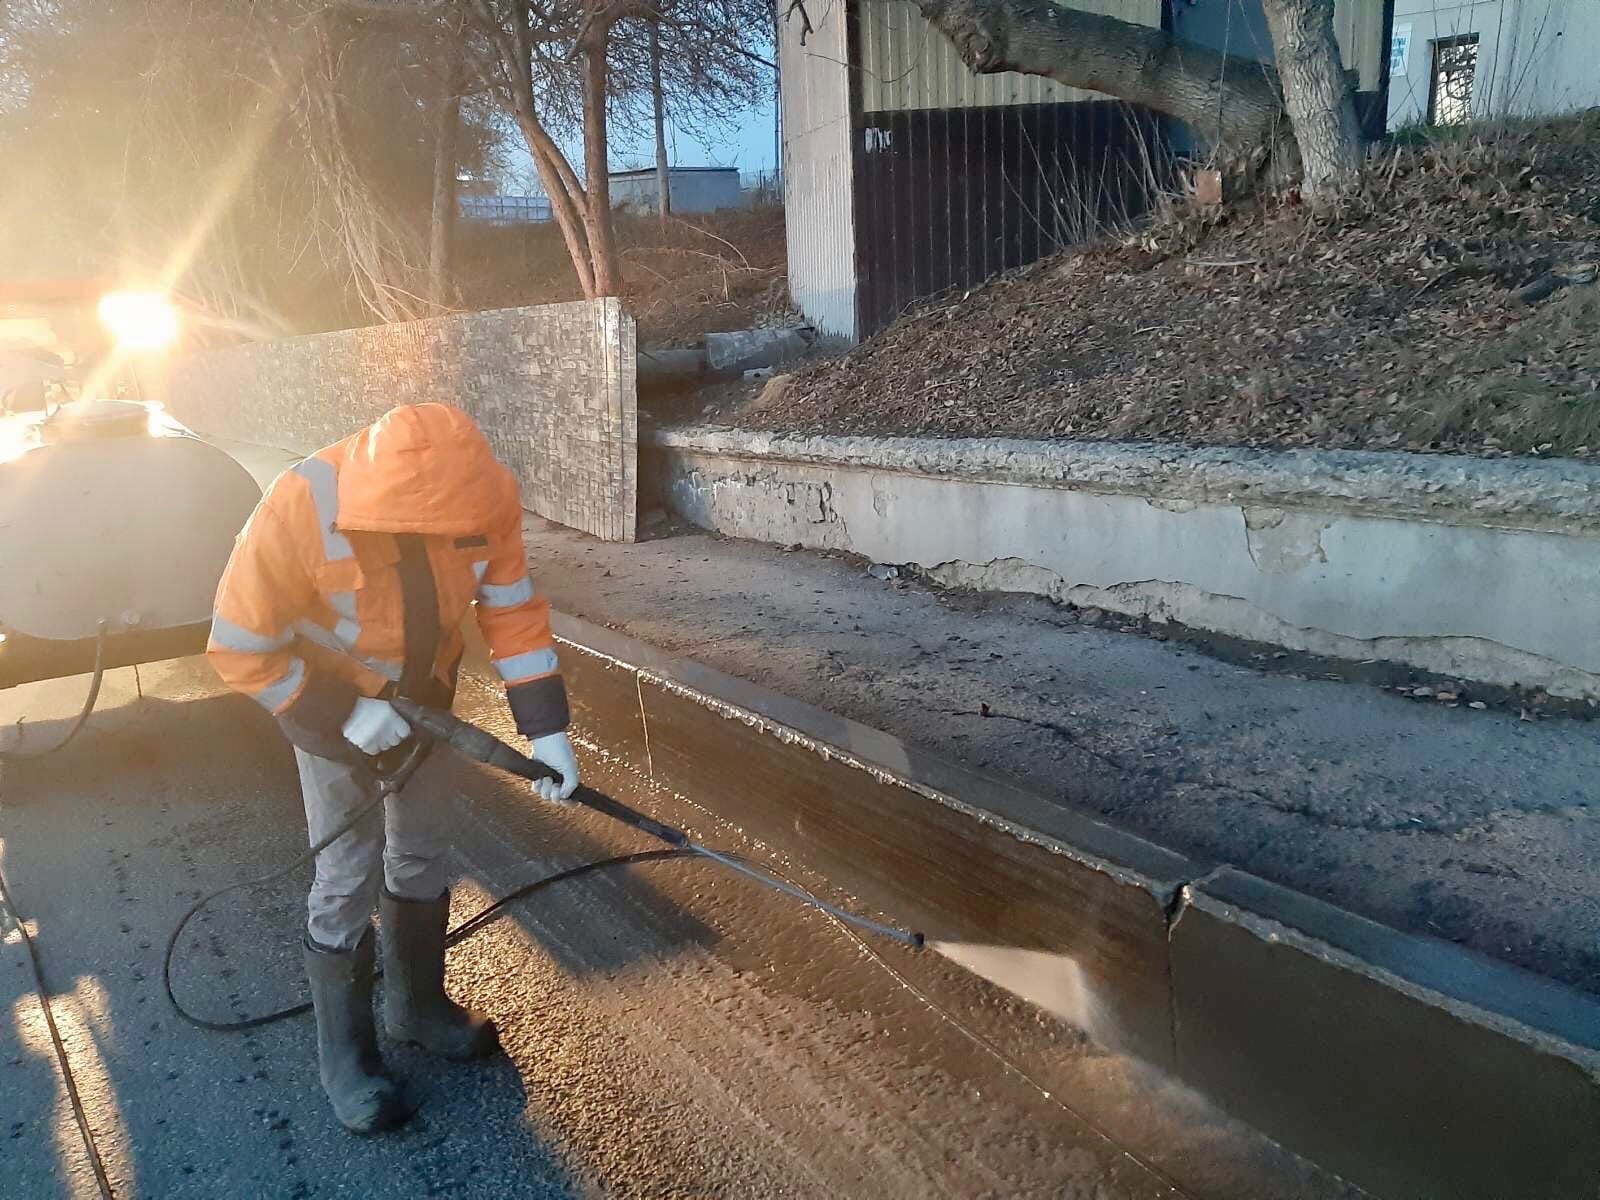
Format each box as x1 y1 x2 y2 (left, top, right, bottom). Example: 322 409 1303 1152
211 435 1600 995
521 512 1600 998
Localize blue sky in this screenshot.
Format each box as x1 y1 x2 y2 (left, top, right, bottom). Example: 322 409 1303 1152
608 94 779 173
502 93 779 192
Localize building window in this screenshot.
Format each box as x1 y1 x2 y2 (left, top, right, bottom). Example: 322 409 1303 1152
1428 34 1480 126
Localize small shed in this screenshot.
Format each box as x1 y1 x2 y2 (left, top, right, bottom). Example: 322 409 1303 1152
609 167 742 214
779 0 1393 342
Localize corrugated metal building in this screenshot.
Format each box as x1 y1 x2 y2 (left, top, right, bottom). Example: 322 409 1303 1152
780 0 1393 341
458 194 553 225
610 167 742 213
1385 0 1600 129
1170 0 1393 137
779 0 859 340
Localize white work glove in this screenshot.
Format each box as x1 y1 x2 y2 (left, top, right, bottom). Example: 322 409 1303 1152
529 732 580 807
341 697 412 756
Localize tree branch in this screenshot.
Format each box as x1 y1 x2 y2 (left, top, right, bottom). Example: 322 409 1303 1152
912 0 1289 170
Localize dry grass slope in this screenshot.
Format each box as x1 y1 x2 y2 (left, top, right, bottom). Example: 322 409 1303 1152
744 114 1600 463
453 205 789 348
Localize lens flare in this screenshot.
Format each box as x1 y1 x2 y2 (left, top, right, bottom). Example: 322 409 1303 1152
96 292 179 352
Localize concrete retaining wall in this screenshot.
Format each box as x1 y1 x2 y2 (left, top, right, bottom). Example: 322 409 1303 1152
650 427 1600 700
161 300 638 542
552 609 1600 1200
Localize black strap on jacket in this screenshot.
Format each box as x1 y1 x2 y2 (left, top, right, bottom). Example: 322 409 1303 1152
395 533 441 702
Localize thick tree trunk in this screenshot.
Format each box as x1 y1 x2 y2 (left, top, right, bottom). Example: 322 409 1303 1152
1261 0 1363 205
913 0 1291 176
469 0 599 296
513 108 596 298
581 39 622 297
427 52 462 309
650 17 671 220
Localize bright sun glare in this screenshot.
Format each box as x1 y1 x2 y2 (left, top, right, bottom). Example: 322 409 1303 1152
95 291 180 352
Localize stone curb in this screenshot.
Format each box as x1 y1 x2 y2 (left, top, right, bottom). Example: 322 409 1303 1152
554 610 1600 1200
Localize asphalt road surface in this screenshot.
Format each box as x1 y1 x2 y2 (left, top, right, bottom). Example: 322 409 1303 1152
1 654 1361 1199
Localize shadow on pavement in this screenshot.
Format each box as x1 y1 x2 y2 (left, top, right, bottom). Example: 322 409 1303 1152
6 679 718 1002
1 680 596 1197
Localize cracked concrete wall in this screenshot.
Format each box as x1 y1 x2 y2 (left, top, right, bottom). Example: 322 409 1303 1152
653 426 1600 534
656 429 1600 700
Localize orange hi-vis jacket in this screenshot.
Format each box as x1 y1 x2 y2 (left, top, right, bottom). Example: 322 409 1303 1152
208 404 568 748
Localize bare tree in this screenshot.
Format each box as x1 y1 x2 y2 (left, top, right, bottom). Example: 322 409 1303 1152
458 0 769 297
0 0 769 319
457 0 626 298
428 46 465 308
576 4 625 296
1261 0 1363 202
909 0 1365 202
615 1 772 162
649 13 670 221
0 0 497 328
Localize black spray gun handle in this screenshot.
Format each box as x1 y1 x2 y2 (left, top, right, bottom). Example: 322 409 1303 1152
389 698 689 848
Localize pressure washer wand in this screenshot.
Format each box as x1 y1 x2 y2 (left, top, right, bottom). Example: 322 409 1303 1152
389 698 924 949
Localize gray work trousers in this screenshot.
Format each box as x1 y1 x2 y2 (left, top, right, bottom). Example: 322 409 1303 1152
295 747 453 952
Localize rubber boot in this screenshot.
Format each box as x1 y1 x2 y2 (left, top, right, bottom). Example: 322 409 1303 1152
381 889 500 1060
303 928 411 1134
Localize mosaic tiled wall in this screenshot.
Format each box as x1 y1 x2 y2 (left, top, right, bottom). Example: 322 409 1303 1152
161 299 637 542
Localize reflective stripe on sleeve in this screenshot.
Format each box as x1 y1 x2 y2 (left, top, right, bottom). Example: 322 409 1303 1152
254 657 307 712
292 619 400 682
477 576 536 609
210 614 292 654
493 647 559 683
295 617 357 654
292 457 354 563
360 656 403 682
294 618 342 654
328 593 361 649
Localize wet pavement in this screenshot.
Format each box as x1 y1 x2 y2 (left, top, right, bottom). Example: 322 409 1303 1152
0 654 1364 1199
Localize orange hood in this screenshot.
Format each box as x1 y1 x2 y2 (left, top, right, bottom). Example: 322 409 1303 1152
334 404 520 536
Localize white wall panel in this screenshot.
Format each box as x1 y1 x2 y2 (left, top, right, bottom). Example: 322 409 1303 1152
780 0 858 339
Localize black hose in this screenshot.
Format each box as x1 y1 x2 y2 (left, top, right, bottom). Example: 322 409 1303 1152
0 626 115 1195
165 846 697 1033
0 860 118 1200
167 844 694 1036
167 706 921 1032
0 622 107 762
158 729 706 1034
163 744 425 1033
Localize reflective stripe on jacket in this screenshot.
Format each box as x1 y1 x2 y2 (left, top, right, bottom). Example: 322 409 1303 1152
208 404 568 742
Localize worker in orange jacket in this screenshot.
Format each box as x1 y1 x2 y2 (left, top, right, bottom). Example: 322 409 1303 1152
208 403 579 1134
